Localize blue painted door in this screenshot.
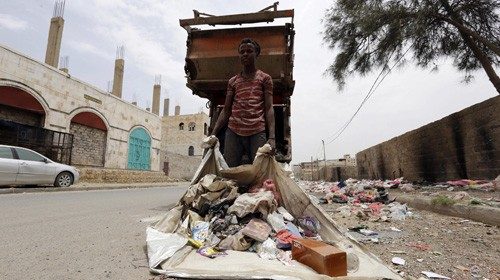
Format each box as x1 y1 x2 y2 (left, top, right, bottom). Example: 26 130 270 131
128 127 151 170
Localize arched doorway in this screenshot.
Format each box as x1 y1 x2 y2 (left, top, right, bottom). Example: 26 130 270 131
128 127 151 170
70 111 108 166
0 86 46 127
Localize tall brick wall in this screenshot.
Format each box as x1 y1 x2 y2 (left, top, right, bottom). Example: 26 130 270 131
70 123 106 167
0 104 43 127
356 95 500 182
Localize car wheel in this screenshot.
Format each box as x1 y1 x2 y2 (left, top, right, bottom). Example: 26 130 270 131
55 172 73 187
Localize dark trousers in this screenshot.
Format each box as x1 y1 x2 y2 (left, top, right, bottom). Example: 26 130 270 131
224 128 267 167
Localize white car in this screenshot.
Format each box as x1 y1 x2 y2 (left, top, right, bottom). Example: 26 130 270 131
0 145 80 187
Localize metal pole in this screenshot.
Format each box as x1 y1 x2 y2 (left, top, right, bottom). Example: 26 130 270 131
322 140 326 181
310 156 314 181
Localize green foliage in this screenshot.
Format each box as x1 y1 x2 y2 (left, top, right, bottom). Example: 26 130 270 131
431 195 456 206
469 198 482 205
323 0 500 89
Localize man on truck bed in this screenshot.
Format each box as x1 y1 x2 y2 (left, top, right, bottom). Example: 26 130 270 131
210 38 276 167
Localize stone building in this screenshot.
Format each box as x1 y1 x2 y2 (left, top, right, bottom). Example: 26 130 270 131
0 45 162 171
0 3 163 171
160 101 210 179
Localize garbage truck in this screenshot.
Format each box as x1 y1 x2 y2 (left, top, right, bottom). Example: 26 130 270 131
143 5 403 280
179 3 295 163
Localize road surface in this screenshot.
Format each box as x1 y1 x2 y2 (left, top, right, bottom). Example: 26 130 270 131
0 185 188 280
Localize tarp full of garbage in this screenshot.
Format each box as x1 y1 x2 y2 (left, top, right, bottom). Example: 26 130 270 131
146 137 402 279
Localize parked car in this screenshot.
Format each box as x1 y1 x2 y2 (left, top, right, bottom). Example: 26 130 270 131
0 145 79 187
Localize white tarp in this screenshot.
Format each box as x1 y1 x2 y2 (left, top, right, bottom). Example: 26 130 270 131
146 137 402 279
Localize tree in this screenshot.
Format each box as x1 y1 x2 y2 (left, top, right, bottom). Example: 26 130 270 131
323 0 500 94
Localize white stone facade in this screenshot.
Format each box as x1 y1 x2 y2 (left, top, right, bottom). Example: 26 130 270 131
0 45 162 171
161 112 210 157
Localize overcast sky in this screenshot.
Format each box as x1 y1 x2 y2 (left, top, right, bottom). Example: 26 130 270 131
0 0 497 164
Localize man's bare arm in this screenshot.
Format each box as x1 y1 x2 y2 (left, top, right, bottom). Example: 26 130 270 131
211 92 234 136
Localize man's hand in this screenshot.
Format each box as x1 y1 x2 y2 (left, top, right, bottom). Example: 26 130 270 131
267 138 276 153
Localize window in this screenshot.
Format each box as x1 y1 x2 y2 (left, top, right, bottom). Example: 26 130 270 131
15 148 46 162
188 146 194 156
188 122 196 131
204 123 208 135
179 123 184 130
0 147 13 159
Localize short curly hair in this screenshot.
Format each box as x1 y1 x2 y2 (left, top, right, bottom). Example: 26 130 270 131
238 38 261 57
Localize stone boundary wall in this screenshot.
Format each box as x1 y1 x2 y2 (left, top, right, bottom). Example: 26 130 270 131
315 166 358 182
79 167 177 183
164 152 202 180
356 95 499 182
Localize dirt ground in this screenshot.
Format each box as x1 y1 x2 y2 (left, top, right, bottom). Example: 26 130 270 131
319 189 500 280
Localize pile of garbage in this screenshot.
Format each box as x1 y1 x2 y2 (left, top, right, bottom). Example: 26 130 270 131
300 179 414 222
146 140 403 279
170 173 322 262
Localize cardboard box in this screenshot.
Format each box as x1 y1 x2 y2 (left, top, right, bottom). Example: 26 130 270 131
291 238 347 277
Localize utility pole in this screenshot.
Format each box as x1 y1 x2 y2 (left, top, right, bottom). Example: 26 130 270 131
310 156 314 181
322 140 327 181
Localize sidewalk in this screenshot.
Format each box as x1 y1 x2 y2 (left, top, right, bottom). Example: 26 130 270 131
0 181 190 195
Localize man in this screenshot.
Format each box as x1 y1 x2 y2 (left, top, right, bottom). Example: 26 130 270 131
210 38 275 167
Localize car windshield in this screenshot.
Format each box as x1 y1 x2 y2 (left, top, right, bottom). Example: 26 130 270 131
15 148 46 162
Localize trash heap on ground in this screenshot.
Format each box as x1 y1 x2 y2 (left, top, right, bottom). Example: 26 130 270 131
165 173 347 276
301 178 414 223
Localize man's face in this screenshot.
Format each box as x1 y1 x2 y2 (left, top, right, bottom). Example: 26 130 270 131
239 43 256 66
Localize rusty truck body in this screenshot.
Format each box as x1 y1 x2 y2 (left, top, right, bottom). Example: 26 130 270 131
179 4 295 162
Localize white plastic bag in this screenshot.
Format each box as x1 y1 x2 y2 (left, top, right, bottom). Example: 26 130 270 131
146 227 187 269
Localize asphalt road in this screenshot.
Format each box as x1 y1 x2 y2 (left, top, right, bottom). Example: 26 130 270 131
0 185 188 280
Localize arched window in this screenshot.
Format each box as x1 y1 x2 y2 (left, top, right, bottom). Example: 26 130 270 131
204 123 208 135
188 122 196 131
188 146 194 156
179 122 184 130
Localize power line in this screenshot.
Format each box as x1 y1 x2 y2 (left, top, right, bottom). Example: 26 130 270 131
323 45 413 146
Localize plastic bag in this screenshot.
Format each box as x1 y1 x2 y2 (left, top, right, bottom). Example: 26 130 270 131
146 227 187 268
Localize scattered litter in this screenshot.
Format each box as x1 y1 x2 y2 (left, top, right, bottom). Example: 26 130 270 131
241 218 272 242
470 265 481 278
392 257 406 266
359 229 378 236
256 238 278 260
454 265 469 272
197 246 227 258
417 258 423 262
421 271 450 279
390 227 402 232
390 251 406 254
277 206 294 221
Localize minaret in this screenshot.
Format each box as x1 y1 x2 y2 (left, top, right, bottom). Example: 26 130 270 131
163 98 170 116
45 0 65 68
112 46 125 98
59 56 69 73
152 75 161 115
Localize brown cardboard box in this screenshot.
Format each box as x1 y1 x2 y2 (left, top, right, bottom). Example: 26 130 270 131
291 238 347 277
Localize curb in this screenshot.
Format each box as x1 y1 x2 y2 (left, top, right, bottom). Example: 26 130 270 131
0 182 190 195
397 195 500 226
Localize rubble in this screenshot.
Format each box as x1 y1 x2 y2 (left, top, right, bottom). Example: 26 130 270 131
301 178 499 279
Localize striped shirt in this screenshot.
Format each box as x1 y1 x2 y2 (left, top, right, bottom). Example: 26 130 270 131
228 70 273 136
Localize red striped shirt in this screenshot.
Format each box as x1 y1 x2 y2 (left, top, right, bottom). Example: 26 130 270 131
228 70 273 136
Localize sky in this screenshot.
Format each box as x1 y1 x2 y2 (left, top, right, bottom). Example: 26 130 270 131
0 0 497 165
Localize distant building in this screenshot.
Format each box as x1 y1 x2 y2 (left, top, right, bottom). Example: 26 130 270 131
296 154 357 180
160 103 209 179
